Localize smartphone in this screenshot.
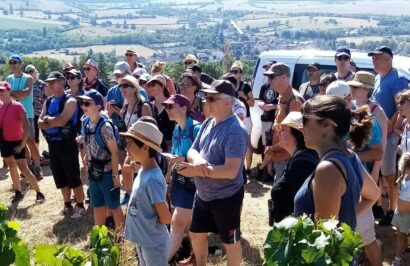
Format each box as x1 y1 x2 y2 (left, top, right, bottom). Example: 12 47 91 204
173 163 187 171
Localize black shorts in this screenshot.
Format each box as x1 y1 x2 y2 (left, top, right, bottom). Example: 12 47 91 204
49 139 82 189
1 140 25 160
190 187 244 244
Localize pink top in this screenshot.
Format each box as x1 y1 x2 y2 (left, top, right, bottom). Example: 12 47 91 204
0 101 26 141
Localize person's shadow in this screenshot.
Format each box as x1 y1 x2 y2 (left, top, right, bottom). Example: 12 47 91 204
245 180 270 198
241 237 264 265
52 208 94 244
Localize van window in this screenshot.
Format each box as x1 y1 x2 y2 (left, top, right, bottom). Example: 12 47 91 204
253 58 261 80
292 64 337 89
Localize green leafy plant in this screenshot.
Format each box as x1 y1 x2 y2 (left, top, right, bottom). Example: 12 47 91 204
90 226 120 266
0 203 30 266
34 244 89 266
263 215 363 266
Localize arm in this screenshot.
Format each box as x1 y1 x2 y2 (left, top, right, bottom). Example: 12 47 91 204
141 103 153 117
15 108 29 152
374 106 388 152
246 90 255 107
154 202 171 224
106 138 120 187
311 161 346 220
356 144 383 162
11 75 33 100
38 100 50 130
45 98 76 127
356 166 381 216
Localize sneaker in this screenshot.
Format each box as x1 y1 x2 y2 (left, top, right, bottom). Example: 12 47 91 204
392 257 402 266
372 205 384 220
40 156 49 166
120 193 130 205
255 166 263 181
33 165 43 180
71 206 86 219
379 210 394 226
42 150 50 159
58 205 73 216
35 192 45 204
12 190 24 203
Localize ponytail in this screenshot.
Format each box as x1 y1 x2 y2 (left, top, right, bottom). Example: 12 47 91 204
349 106 373 149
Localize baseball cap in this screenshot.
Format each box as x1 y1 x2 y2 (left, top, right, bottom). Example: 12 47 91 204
200 79 236 97
326 80 351 99
262 61 276 68
0 81 12 91
126 46 138 55
183 54 199 64
139 73 151 82
161 94 191 109
119 120 163 152
335 47 351 58
367 46 393 58
76 89 104 106
63 62 74 72
67 69 82 78
132 67 147 78
113 61 131 75
8 55 22 63
146 75 167 88
307 62 321 70
187 64 202 73
84 59 99 71
263 63 291 77
347 71 375 90
280 111 303 130
45 71 66 82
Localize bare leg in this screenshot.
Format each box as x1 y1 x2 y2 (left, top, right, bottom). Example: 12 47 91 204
224 242 242 266
395 231 407 257
72 185 84 203
61 187 72 203
93 206 106 226
363 240 382 266
16 159 40 192
27 139 40 164
168 207 193 260
110 207 124 231
385 175 398 210
4 156 21 192
189 232 208 266
245 143 252 171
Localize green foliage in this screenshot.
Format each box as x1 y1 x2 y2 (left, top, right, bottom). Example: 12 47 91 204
34 244 89 266
263 215 363 266
0 203 30 266
90 226 120 266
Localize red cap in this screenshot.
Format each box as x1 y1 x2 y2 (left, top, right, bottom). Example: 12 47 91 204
0 81 11 91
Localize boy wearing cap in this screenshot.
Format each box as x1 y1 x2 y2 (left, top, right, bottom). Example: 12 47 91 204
334 47 354 81
83 59 107 98
122 120 171 266
77 89 124 228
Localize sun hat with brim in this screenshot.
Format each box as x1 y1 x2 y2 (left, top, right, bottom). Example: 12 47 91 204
326 80 350 99
76 89 104 107
146 75 167 88
183 54 199 64
120 120 163 152
279 111 303 130
0 81 12 91
126 46 138 55
347 71 375 90
113 61 131 75
119 75 140 89
45 71 66 82
25 64 37 73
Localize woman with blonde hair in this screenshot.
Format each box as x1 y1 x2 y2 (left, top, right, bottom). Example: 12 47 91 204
151 61 176 95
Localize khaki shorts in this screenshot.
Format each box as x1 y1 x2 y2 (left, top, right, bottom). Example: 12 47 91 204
392 211 410 234
356 210 376 246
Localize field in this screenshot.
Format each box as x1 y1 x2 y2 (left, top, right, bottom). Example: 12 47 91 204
0 14 65 30
28 44 156 62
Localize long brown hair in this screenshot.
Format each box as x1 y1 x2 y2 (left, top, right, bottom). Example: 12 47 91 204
349 106 373 149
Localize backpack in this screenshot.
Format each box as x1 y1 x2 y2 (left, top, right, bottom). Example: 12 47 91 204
82 115 119 153
121 100 160 129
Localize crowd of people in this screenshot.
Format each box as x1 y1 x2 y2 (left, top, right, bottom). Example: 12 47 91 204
0 45 410 265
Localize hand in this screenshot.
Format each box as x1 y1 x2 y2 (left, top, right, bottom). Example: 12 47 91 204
76 135 84 144
82 158 88 167
238 91 246 99
397 145 403 156
178 162 208 177
168 156 185 166
258 101 266 110
107 104 114 116
113 177 121 188
14 143 25 153
43 116 49 123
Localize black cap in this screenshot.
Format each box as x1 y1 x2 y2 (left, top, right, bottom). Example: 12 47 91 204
200 80 236 97
335 47 351 58
187 64 202 73
307 62 321 70
367 46 393 58
45 71 66 82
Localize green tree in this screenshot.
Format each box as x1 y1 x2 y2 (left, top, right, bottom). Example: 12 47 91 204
222 41 234 73
97 53 109 83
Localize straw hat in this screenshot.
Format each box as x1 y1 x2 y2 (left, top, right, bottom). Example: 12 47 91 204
120 121 163 152
347 71 375 90
280 112 303 130
119 75 140 89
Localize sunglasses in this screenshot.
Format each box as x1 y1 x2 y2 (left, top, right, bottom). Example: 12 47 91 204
398 99 409 105
178 82 193 88
337 56 350 61
119 83 134 89
302 114 338 127
203 96 229 103
184 61 195 65
267 74 281 80
80 101 93 107
230 69 241 74
66 75 77 80
8 61 19 65
125 53 135 57
26 70 35 74
83 67 91 71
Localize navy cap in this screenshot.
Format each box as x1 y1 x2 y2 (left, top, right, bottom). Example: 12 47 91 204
8 55 22 63
77 89 104 107
187 64 202 73
307 62 321 70
200 79 236 97
335 47 351 58
368 46 393 58
45 71 66 82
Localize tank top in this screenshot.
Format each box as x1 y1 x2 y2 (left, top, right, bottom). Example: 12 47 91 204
6 74 34 119
399 179 410 202
45 95 78 141
400 120 410 154
294 150 363 230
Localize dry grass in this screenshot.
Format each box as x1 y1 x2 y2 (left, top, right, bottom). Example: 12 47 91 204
1 148 408 265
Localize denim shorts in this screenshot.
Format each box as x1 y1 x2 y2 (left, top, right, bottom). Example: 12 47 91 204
136 239 169 266
392 211 410 234
89 170 120 209
381 134 399 176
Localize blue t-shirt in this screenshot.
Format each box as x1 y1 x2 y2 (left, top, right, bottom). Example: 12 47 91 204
171 117 201 157
7 74 34 119
192 115 248 201
371 68 408 119
125 167 169 247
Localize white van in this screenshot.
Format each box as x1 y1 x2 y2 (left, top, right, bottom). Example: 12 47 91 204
250 49 410 153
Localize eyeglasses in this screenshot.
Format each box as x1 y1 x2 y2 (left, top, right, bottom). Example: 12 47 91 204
83 67 91 71
178 82 193 88
230 69 241 74
184 61 195 65
302 114 338 127
8 61 19 65
80 101 92 107
67 75 77 80
119 83 134 89
337 56 350 61
26 70 35 74
203 96 229 103
125 53 135 57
